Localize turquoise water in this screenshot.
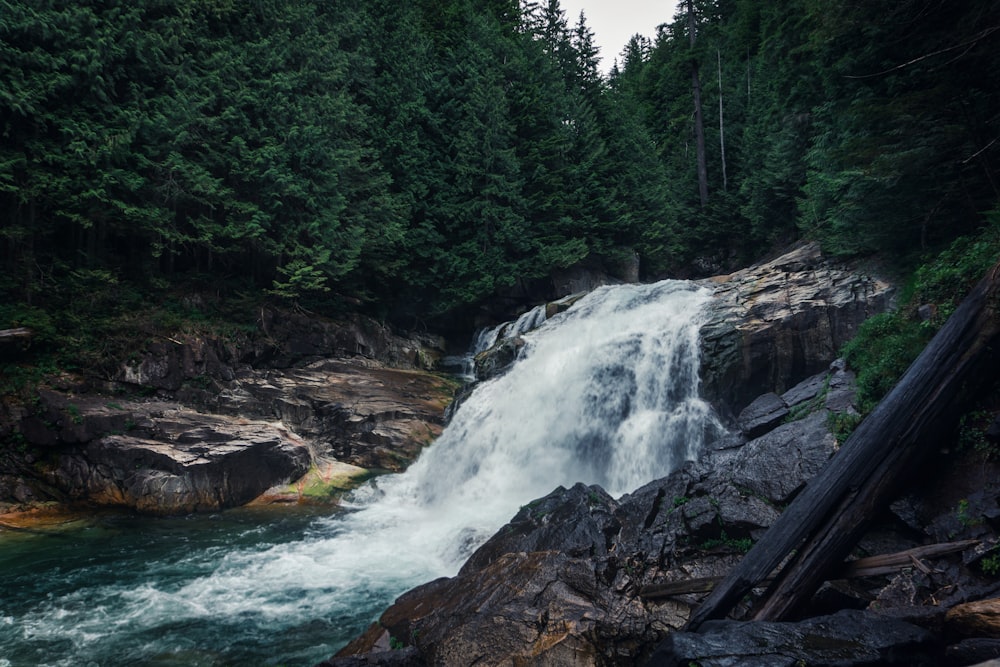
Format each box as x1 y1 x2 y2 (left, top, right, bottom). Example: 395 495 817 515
0 506 386 667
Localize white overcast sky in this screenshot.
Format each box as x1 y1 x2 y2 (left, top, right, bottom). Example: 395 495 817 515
558 0 683 72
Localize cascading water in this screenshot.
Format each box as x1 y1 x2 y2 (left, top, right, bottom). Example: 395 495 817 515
0 279 719 666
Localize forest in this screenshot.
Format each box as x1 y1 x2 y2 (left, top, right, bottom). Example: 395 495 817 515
1 0 998 343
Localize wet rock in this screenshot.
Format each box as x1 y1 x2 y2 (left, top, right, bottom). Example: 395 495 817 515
473 336 524 381
647 609 936 667
944 638 1000 665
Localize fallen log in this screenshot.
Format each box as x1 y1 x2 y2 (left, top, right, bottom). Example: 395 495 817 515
0 327 33 343
640 539 979 600
685 261 1000 630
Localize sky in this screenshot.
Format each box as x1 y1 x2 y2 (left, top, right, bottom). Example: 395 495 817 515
558 0 682 73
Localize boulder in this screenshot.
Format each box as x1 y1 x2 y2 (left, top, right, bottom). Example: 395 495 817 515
10 358 456 512
48 406 310 515
736 392 788 439
728 412 838 505
699 242 893 418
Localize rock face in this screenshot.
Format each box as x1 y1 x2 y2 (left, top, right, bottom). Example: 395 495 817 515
2 311 456 515
50 405 310 514
466 242 892 419
699 241 894 417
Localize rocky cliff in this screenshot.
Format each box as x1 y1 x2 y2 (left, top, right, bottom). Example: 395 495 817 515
698 241 894 418
0 309 456 516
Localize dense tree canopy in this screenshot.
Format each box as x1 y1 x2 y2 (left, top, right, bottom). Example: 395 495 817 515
1 0 997 333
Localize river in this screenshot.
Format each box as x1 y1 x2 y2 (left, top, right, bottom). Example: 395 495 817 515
0 279 718 666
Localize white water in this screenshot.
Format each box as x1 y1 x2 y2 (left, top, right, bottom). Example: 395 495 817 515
0 279 719 666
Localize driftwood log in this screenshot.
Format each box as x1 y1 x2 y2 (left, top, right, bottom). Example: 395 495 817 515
640 539 979 600
685 261 1000 630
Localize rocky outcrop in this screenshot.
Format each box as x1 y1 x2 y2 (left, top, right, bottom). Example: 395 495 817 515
3 309 457 515
328 349 1000 666
115 309 446 392
699 241 894 417
327 362 860 665
50 406 311 514
648 609 935 667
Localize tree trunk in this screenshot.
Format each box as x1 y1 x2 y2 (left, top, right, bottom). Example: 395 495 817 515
686 260 1000 630
687 0 708 208
718 48 727 193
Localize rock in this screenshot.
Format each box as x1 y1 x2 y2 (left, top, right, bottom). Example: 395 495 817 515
780 371 827 410
207 359 455 471
944 638 1000 665
114 310 446 392
646 609 936 667
736 392 788 438
10 356 455 512
728 412 838 505
699 242 894 418
947 598 1000 638
48 406 310 514
473 336 525 381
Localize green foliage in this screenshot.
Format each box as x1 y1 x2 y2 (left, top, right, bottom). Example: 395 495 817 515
827 411 863 443
841 312 931 414
957 410 998 460
1 0 997 342
839 216 1000 414
700 530 753 554
981 551 1000 577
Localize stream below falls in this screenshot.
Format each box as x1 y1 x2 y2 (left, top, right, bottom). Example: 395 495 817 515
0 279 720 666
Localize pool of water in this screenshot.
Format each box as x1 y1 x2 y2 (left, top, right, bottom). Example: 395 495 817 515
0 505 388 667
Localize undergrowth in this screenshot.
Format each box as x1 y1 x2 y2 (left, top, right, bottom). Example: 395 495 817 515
841 213 1000 418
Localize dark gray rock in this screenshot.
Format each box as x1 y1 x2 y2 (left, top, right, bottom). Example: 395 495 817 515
944 638 1000 665
729 412 837 505
49 408 310 514
780 371 827 410
646 609 937 667
737 392 789 438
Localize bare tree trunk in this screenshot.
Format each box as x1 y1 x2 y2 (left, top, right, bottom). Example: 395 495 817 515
687 0 708 208
718 48 727 192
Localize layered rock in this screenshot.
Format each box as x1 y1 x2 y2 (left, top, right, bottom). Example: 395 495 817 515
3 312 456 515
49 405 311 514
699 241 894 417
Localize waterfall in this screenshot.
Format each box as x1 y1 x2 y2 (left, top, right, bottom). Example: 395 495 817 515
0 279 720 666
342 279 720 568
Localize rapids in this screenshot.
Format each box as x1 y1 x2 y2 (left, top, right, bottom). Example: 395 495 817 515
0 279 718 666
